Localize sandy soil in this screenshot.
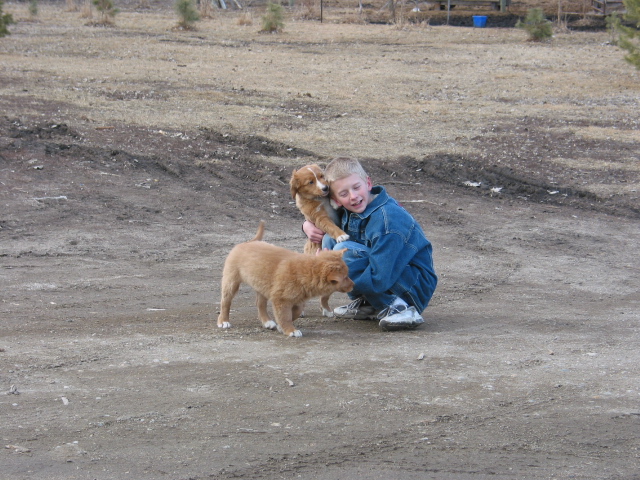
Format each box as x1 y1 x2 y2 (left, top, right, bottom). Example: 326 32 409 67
1 2 639 479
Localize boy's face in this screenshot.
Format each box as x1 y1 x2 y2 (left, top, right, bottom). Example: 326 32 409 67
330 173 373 214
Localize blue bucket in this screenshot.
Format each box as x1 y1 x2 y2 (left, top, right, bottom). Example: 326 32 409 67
473 15 488 27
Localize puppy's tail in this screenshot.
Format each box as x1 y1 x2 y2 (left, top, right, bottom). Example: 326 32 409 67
250 220 265 242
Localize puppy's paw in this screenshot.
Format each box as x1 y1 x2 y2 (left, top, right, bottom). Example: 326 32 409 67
336 234 350 243
218 322 231 329
322 308 334 317
263 320 277 330
289 330 303 338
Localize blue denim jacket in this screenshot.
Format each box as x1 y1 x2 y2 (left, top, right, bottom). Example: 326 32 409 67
335 186 437 312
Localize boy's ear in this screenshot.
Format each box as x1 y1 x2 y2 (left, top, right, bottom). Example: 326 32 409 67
366 176 373 191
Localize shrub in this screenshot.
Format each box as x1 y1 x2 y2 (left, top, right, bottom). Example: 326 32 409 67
261 2 284 33
618 0 640 69
516 8 553 42
175 0 200 29
29 0 38 17
0 0 15 37
93 0 119 24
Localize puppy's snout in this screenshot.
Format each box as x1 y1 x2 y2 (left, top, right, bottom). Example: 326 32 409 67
341 277 355 293
321 185 329 193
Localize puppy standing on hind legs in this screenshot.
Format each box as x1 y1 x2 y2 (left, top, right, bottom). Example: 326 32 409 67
290 164 350 316
217 221 354 337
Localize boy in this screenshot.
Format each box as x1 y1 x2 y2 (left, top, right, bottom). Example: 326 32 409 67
302 157 437 331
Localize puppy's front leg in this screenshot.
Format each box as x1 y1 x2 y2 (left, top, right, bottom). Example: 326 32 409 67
313 216 349 244
273 301 302 338
320 294 333 317
256 293 277 330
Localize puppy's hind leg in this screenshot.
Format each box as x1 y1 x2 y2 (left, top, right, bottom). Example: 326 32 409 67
256 292 277 330
217 272 240 329
291 303 304 323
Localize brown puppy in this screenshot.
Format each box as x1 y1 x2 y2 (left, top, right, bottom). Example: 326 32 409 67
217 221 354 337
290 164 349 254
290 164 350 316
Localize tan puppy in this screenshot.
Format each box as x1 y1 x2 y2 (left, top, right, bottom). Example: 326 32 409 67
290 164 350 316
217 221 354 337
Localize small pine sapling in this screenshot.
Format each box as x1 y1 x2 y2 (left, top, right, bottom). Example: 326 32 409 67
606 11 622 45
0 0 15 37
29 0 38 17
261 2 284 33
93 0 119 24
618 0 640 69
516 8 553 42
175 0 200 30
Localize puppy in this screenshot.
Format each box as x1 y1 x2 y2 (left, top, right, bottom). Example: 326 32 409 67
217 221 354 337
290 164 350 316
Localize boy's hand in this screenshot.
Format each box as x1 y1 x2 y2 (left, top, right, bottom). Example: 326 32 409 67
303 220 325 243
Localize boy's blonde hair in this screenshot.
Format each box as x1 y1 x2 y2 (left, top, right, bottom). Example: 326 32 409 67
324 157 369 183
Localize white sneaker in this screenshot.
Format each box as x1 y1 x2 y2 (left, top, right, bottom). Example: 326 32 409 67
333 297 378 320
378 305 424 331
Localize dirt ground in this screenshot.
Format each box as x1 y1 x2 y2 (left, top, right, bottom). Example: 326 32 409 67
1 2 640 479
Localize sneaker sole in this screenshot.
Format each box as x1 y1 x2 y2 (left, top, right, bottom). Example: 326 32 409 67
334 309 378 320
379 316 424 331
335 313 378 320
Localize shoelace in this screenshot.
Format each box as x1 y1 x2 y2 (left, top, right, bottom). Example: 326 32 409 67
343 297 363 311
377 303 409 320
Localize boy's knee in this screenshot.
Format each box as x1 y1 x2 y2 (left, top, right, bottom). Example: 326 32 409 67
322 236 337 250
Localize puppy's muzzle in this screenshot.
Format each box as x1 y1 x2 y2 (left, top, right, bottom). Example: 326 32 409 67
341 277 355 293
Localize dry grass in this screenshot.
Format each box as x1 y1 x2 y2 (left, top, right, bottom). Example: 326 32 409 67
236 11 253 25
199 1 216 20
1 3 638 167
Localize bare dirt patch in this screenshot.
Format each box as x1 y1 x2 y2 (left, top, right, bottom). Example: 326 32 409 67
1 3 639 479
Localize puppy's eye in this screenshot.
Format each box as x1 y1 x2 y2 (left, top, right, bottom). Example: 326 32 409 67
308 180 314 185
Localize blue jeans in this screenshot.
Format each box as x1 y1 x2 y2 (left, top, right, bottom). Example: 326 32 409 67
322 236 395 310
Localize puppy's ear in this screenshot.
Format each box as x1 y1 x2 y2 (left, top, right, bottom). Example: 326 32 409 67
336 248 348 257
289 170 299 199
326 262 348 284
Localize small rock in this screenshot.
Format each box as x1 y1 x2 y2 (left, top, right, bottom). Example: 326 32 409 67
6 445 31 454
52 442 87 461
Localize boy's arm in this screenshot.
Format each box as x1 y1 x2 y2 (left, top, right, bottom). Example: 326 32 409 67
302 220 325 244
354 216 433 297
355 232 409 294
